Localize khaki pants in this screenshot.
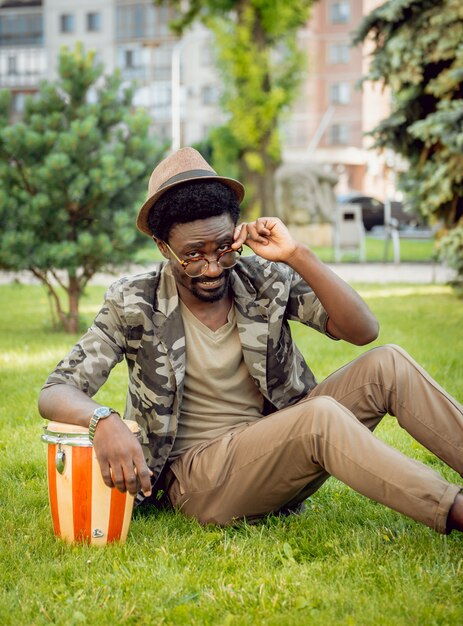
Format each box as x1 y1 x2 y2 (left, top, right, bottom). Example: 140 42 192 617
167 345 463 533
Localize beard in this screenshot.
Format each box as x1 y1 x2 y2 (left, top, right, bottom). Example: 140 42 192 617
190 270 232 303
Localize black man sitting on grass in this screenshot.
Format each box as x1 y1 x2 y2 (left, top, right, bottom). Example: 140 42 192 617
39 147 463 535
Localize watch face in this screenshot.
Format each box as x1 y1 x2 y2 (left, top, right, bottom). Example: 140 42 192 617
94 406 111 419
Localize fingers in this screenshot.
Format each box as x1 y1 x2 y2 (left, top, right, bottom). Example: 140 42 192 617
232 223 248 249
233 218 276 248
246 219 271 244
110 463 127 494
94 421 153 497
100 459 153 497
100 461 115 490
132 449 153 497
116 462 150 497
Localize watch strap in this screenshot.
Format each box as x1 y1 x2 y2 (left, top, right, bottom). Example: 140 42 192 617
88 407 120 443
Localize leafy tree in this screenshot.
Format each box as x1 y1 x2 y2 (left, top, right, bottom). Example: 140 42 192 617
0 45 163 332
354 0 463 287
157 0 314 217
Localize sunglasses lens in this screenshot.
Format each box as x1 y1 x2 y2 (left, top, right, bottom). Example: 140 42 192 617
185 261 208 277
218 251 238 268
184 249 240 277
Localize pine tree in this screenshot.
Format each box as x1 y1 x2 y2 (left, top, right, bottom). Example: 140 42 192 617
355 0 463 289
0 45 163 332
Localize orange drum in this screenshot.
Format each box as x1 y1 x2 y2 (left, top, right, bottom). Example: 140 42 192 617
42 420 141 546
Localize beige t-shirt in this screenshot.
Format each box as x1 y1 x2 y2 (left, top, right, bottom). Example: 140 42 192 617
169 301 264 459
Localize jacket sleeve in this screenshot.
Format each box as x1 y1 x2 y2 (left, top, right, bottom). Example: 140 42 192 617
284 267 336 338
42 280 128 397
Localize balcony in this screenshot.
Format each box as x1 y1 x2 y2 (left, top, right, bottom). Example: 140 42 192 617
0 47 46 88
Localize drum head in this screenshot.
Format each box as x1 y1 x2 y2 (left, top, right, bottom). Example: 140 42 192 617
45 421 89 435
42 419 141 445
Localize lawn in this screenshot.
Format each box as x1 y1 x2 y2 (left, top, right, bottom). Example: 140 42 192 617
319 235 435 263
0 279 462 625
133 236 437 266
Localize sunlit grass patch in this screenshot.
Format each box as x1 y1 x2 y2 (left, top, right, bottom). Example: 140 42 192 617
0 281 462 625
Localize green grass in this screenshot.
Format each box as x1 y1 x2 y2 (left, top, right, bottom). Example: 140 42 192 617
133 236 437 266
314 236 436 263
1 281 462 625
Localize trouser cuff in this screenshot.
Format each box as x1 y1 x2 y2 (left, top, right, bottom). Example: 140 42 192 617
435 484 461 534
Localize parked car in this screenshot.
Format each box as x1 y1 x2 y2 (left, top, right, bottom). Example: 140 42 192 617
337 193 422 231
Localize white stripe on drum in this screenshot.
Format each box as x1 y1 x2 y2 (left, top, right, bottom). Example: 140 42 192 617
91 448 112 546
55 445 75 542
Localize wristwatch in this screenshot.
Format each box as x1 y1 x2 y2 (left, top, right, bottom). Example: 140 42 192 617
88 406 120 443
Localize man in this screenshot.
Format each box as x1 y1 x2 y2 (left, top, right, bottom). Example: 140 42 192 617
38 147 463 534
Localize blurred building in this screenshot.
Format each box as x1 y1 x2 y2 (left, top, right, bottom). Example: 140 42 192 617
0 0 224 143
281 0 392 199
0 0 391 198
0 0 46 121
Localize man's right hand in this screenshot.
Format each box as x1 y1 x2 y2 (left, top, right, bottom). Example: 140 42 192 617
92 414 153 497
38 384 153 497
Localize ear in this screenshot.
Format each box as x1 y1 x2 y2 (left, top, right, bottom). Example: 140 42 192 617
153 237 169 259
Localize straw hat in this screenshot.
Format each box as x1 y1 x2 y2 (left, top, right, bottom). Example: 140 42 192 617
136 147 245 236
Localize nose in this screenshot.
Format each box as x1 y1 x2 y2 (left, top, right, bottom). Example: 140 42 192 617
203 257 223 278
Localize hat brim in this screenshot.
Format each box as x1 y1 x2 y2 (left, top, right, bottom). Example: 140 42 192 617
136 174 245 237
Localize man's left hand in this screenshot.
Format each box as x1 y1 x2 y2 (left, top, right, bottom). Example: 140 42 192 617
232 217 299 263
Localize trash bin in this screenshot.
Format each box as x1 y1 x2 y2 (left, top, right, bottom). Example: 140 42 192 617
333 203 366 262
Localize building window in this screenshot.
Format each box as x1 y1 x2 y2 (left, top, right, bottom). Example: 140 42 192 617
116 3 174 40
123 49 143 69
87 12 101 33
158 6 171 37
330 1 350 24
280 120 308 149
7 55 17 75
153 43 173 80
92 51 102 68
153 85 171 107
329 82 350 104
117 47 146 79
328 43 350 64
60 14 75 34
201 42 214 67
11 92 26 114
0 13 43 46
125 50 134 68
329 123 350 145
201 84 219 106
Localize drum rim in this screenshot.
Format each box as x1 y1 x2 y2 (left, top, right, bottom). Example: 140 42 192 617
41 419 142 446
41 431 92 446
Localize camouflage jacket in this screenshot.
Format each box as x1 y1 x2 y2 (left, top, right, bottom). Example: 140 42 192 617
44 256 333 483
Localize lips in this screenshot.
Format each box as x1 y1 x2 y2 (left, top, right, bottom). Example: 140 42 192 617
195 277 224 289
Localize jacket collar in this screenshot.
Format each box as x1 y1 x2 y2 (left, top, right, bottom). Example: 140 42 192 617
154 262 180 318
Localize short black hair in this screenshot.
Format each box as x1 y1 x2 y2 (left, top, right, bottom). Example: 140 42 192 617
147 180 241 242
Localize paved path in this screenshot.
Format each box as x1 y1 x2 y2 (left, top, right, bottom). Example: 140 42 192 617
326 262 455 284
0 261 455 287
